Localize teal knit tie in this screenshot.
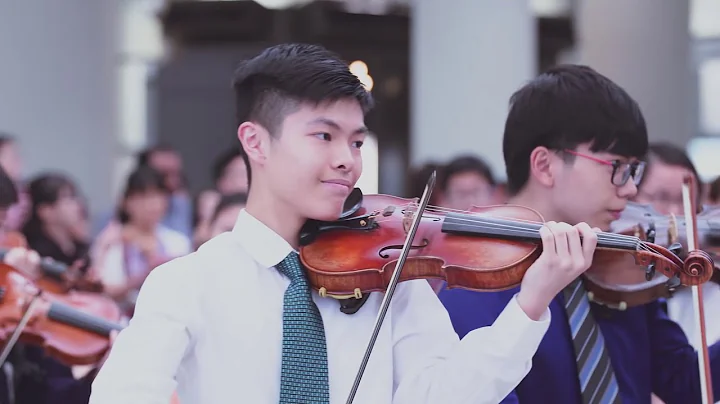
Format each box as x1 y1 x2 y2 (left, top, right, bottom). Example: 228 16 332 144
276 252 330 404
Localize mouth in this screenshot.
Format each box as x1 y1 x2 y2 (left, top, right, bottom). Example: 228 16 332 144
322 179 352 194
608 210 623 220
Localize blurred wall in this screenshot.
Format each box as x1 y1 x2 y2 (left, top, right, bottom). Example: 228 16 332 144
576 0 693 147
0 0 120 217
410 0 537 182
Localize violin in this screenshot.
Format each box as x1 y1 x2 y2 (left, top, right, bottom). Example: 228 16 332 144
581 201 720 310
297 190 714 300
0 261 123 366
0 230 104 294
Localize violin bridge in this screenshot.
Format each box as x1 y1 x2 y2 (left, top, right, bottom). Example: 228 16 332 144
402 200 418 234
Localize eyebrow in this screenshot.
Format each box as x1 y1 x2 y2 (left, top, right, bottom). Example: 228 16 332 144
307 118 369 135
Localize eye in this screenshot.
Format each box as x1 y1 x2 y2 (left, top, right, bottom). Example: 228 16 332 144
352 140 364 149
314 133 331 141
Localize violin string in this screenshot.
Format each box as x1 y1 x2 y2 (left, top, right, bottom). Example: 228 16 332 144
374 204 642 249
393 203 683 257
424 203 719 233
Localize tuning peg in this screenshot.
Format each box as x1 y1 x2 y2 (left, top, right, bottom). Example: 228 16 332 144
645 263 656 281
645 224 656 243
668 242 683 257
666 274 681 293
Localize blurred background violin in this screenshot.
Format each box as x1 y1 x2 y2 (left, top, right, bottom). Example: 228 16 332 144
0 230 104 294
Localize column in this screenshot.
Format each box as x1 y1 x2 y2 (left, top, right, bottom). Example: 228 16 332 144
575 0 692 146
0 0 121 217
410 0 537 182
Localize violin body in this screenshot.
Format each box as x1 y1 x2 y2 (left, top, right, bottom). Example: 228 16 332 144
299 193 713 300
583 201 720 310
0 230 103 294
301 195 542 298
0 263 122 366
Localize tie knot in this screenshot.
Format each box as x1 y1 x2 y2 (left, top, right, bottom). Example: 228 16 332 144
276 252 307 283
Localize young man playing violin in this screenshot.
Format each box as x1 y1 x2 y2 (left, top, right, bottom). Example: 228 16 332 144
90 43 599 404
438 64 720 404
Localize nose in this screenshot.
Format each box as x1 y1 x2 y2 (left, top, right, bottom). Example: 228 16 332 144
617 179 638 199
332 142 356 172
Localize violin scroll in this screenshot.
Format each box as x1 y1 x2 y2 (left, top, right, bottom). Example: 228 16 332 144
682 250 715 286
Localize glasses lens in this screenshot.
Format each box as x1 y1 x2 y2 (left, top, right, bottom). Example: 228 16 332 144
612 162 645 186
633 162 646 185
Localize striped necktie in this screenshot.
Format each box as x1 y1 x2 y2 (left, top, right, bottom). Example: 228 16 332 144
276 252 330 404
564 279 621 404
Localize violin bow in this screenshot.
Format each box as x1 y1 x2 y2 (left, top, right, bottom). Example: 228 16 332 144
682 175 714 404
344 171 437 404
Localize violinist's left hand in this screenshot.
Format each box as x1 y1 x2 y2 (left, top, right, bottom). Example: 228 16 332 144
3 247 41 279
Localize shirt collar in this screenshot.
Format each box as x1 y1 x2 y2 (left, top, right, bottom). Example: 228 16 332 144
232 209 294 268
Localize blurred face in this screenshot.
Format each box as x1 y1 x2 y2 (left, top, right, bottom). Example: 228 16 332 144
41 187 84 231
210 204 244 237
0 208 7 230
546 143 645 231
0 142 22 181
240 98 366 221
149 151 183 192
635 160 696 215
124 188 169 227
441 171 494 210
217 157 248 194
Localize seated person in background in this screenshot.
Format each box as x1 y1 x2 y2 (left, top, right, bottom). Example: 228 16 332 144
207 192 247 240
193 148 248 247
22 173 90 271
0 134 30 232
92 166 191 317
631 142 720 353
437 155 498 210
407 161 444 205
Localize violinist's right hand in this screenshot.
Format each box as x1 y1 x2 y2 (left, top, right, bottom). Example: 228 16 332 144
517 221 598 321
3 247 41 279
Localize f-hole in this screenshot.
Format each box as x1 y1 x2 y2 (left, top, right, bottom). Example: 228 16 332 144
378 238 430 259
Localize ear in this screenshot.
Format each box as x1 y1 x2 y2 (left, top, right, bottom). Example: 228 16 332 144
237 122 270 167
528 146 556 188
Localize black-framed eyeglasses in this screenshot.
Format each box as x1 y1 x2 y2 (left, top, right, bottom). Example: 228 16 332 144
564 149 646 186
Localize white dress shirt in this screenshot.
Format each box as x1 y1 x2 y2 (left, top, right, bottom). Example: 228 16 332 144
90 209 551 404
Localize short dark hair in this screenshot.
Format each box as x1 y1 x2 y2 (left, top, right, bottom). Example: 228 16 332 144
642 142 700 187
231 43 374 187
438 155 496 191
0 133 15 150
0 164 18 209
117 166 169 223
212 147 244 185
503 64 648 195
136 143 177 167
212 192 248 223
22 173 78 238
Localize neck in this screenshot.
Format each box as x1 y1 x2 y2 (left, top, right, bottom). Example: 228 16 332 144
244 186 305 250
439 193 637 251
42 223 76 254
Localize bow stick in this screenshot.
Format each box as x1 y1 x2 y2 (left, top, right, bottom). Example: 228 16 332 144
682 175 714 404
344 171 436 404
